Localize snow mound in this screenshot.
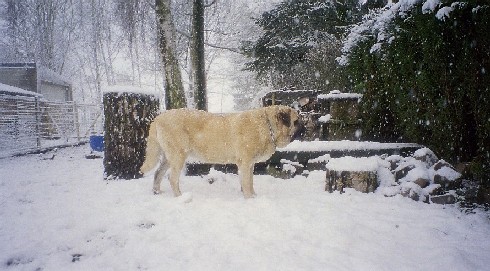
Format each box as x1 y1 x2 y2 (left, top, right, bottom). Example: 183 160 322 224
326 156 382 172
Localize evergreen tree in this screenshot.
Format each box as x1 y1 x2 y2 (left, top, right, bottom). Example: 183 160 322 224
245 0 385 91
341 0 490 185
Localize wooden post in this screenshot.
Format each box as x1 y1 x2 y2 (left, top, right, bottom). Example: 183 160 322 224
34 96 41 149
103 91 159 180
73 101 80 142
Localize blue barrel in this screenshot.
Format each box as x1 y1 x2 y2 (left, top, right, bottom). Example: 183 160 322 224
89 135 104 152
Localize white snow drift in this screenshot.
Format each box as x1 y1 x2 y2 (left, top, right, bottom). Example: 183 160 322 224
0 146 489 270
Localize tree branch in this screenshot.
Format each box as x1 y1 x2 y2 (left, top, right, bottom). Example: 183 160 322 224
204 0 217 8
176 29 242 54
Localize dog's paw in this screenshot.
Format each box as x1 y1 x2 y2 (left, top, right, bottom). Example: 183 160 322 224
178 192 193 204
153 189 162 195
243 192 256 199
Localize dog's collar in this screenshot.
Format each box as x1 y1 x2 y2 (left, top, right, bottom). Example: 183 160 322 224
265 113 277 148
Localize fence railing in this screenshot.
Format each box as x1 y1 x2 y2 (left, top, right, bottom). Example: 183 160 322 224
0 93 103 158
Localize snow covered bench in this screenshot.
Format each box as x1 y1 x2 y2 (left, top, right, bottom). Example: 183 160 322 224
186 140 422 176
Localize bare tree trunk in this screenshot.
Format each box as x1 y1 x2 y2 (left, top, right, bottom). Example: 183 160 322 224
35 0 58 70
155 0 186 109
191 0 207 110
90 0 102 100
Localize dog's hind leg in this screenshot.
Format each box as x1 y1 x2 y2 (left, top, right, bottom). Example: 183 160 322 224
140 125 162 174
168 154 186 197
153 155 169 195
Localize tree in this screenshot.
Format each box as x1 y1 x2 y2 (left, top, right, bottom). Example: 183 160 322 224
244 0 381 91
191 0 207 110
155 0 186 109
340 0 490 185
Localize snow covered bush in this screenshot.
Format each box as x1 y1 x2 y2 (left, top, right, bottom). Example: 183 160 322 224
340 0 490 187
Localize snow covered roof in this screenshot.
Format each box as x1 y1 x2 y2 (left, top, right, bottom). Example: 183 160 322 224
103 85 161 96
317 90 362 100
279 140 422 152
0 62 72 86
0 82 42 97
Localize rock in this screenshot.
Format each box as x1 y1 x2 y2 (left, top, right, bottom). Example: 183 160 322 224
413 147 438 167
400 181 427 202
433 160 453 171
429 185 445 196
394 164 415 182
401 188 420 201
430 194 457 205
414 178 430 188
385 155 403 171
431 160 462 190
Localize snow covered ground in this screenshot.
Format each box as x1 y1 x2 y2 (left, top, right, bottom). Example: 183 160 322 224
1 145 489 270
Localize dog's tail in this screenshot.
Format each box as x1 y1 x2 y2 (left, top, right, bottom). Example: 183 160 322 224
140 122 163 174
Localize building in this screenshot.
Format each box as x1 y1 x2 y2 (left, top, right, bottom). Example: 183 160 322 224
0 63 72 102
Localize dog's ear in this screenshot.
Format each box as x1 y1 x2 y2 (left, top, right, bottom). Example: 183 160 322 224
277 109 291 127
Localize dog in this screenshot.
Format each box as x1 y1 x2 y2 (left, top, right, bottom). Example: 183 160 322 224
140 105 303 198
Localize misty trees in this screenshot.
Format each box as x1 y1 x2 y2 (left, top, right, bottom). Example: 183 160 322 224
3 0 69 72
0 0 274 110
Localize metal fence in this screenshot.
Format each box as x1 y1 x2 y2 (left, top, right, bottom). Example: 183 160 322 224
0 93 103 158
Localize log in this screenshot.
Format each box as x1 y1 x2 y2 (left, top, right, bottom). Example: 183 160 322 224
103 91 159 180
326 170 377 193
325 156 379 193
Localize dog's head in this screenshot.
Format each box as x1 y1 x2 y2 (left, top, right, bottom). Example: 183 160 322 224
270 105 304 147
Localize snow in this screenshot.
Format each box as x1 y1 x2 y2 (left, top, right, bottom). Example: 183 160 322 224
0 82 42 97
429 160 462 182
102 85 161 96
435 6 453 21
339 0 473 65
317 90 363 100
326 156 382 172
422 0 440 13
1 145 490 270
308 154 331 164
413 147 437 158
318 114 331 123
279 140 422 152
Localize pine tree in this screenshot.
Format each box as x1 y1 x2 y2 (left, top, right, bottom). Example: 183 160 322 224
245 0 384 90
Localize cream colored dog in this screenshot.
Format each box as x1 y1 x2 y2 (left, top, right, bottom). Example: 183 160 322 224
140 105 303 198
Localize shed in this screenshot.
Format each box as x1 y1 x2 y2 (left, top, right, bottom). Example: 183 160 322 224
0 63 72 102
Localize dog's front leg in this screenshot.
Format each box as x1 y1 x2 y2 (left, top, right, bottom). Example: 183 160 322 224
239 162 255 198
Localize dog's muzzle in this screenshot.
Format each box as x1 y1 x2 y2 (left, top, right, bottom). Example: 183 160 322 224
291 121 306 141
